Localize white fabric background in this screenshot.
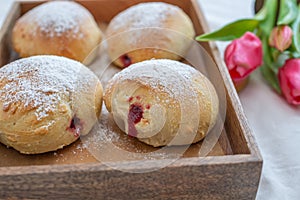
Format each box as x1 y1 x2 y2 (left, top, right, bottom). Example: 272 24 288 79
0 0 299 199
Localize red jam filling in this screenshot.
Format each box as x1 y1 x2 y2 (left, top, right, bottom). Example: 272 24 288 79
67 116 82 137
129 104 143 124
128 104 144 137
120 54 132 67
128 96 134 102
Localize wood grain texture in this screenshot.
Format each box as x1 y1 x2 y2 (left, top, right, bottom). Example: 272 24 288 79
0 157 262 200
0 0 262 199
0 2 19 67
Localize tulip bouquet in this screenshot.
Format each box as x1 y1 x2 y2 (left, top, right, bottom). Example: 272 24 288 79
196 0 300 105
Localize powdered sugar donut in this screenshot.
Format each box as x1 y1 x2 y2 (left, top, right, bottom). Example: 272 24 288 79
0 56 103 154
104 59 218 147
12 1 102 65
106 2 195 68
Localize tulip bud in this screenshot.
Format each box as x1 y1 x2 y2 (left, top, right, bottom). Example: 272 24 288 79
224 32 263 83
269 25 293 52
278 59 300 105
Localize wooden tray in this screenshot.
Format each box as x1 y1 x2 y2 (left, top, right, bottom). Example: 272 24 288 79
0 0 262 199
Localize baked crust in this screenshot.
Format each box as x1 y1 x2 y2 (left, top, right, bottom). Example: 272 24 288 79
0 56 103 154
106 2 195 68
12 1 102 65
104 59 218 147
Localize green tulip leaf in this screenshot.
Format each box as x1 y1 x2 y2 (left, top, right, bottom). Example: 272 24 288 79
261 64 281 93
277 0 298 25
291 5 300 54
292 51 300 58
261 35 281 93
255 0 278 36
195 19 259 41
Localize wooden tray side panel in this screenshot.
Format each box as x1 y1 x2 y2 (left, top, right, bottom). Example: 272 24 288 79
188 2 214 58
0 32 10 67
0 2 20 67
19 0 191 23
0 161 262 200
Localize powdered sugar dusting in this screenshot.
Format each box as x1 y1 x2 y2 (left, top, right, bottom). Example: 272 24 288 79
0 56 89 121
22 1 91 38
108 2 178 32
106 2 188 53
109 59 199 102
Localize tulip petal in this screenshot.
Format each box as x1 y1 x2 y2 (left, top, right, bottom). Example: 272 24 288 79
278 58 300 105
269 25 293 52
224 32 263 81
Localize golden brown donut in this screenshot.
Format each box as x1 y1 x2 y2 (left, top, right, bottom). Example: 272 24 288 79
106 2 195 68
0 56 103 154
12 1 102 65
104 59 219 147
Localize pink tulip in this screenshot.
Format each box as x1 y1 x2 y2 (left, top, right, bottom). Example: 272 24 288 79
278 58 300 105
224 32 263 82
269 25 293 52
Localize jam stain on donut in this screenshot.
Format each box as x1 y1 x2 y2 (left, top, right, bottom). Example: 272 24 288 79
120 54 132 67
128 96 134 102
67 115 83 137
128 103 143 137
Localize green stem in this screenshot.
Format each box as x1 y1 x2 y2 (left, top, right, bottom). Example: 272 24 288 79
256 0 282 93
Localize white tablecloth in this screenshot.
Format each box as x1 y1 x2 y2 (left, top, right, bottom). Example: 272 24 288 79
0 0 299 199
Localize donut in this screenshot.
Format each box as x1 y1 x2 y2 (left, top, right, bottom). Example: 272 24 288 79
12 1 102 65
104 59 219 147
0 56 103 154
106 2 195 68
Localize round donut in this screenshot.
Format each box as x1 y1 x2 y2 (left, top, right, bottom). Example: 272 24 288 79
104 59 219 147
106 2 195 68
12 1 102 65
0 56 103 154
